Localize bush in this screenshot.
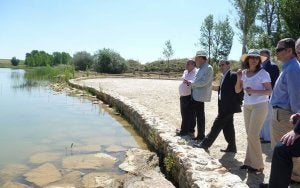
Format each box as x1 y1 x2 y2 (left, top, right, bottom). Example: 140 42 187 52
72 51 93 71
11 57 20 66
93 48 127 74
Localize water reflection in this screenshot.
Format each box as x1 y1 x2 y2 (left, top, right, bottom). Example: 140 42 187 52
0 68 148 187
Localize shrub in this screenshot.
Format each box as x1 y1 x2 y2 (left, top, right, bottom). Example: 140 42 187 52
93 48 127 74
72 51 93 71
11 57 20 66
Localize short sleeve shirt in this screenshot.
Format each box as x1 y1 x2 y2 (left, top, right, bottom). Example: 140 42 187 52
241 69 271 105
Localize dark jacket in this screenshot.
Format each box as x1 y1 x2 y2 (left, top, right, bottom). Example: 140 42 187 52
262 60 279 88
294 118 300 134
218 70 244 115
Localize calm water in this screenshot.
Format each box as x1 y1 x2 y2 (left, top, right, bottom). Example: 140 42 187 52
0 68 147 186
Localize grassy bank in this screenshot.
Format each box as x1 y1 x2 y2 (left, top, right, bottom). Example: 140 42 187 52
0 59 26 68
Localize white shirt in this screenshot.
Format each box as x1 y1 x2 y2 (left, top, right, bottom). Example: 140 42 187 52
179 68 198 96
241 69 271 105
218 69 230 100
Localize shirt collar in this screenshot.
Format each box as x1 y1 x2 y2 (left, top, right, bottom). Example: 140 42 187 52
282 57 298 69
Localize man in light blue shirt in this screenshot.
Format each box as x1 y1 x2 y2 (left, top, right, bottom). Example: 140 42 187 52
270 38 300 183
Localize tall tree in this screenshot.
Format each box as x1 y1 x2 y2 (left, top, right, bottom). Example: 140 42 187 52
212 17 234 60
230 0 261 54
162 40 174 72
279 0 300 38
198 15 214 63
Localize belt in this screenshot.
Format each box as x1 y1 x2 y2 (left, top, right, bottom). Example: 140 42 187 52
273 105 282 109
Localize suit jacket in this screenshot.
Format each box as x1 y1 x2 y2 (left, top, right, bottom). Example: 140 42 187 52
294 115 300 134
218 70 243 115
191 62 213 102
262 60 279 88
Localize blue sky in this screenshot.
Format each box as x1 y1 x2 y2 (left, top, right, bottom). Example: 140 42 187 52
0 0 242 63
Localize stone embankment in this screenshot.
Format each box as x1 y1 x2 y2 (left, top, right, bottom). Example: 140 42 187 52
69 77 262 188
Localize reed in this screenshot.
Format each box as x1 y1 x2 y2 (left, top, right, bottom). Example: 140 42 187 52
24 65 75 82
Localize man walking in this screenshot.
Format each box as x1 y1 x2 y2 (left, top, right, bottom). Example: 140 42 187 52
194 60 243 152
185 51 213 141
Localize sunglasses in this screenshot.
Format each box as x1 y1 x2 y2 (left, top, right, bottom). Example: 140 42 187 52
218 64 226 67
275 47 286 53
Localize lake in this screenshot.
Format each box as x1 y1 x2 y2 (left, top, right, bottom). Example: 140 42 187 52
0 68 148 187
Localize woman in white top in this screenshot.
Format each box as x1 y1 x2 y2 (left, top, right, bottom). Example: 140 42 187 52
235 49 272 174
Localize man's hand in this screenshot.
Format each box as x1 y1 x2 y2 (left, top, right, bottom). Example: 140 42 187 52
281 130 300 146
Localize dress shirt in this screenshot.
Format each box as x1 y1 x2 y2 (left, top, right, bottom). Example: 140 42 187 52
218 69 230 100
179 68 197 96
270 57 300 113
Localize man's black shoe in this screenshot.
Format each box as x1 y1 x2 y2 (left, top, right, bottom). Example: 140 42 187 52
192 136 204 141
220 148 237 153
193 142 208 149
259 183 268 188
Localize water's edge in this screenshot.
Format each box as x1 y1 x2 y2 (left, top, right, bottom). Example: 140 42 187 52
68 78 183 187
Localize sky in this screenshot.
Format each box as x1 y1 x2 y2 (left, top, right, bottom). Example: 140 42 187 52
0 0 242 63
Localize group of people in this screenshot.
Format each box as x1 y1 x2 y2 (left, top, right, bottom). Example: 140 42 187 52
177 37 300 188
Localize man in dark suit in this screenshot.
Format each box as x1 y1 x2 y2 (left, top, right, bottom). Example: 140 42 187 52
260 114 300 188
194 60 243 152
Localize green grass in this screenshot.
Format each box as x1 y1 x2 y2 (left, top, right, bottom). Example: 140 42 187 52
0 59 26 68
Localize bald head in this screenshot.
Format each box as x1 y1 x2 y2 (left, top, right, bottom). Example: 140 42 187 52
296 38 300 60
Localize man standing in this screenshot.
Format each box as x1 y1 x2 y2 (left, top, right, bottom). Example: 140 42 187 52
176 60 197 136
259 49 279 143
270 38 300 183
185 51 213 141
194 60 243 152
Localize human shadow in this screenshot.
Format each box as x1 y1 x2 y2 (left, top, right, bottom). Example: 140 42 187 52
219 152 266 188
261 142 273 162
218 152 247 181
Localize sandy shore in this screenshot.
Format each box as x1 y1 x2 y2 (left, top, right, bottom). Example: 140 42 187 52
75 77 273 188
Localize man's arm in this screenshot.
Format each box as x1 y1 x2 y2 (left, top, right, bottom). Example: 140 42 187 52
191 67 213 88
281 116 300 146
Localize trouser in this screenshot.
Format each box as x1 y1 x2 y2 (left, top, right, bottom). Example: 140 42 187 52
260 102 272 141
201 113 236 150
269 139 300 188
179 95 194 134
271 108 300 182
243 102 268 169
190 99 205 139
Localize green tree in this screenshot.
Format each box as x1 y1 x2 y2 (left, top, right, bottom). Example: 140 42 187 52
52 52 72 66
25 50 52 67
198 15 214 63
279 0 300 38
93 48 127 74
212 17 234 60
162 40 174 72
11 57 20 66
230 0 261 54
72 51 93 71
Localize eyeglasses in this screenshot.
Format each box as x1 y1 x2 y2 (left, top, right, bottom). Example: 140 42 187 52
218 64 226 67
275 47 286 53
